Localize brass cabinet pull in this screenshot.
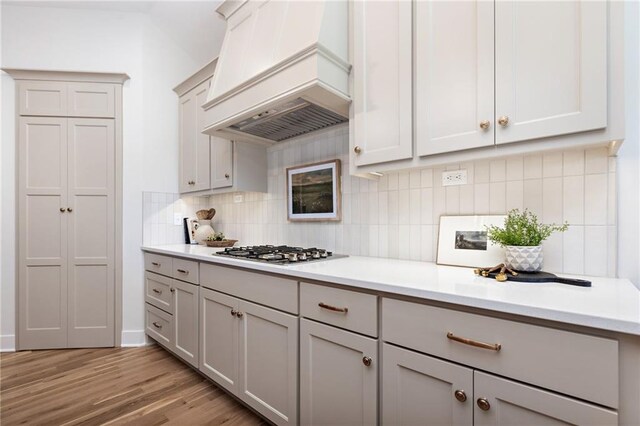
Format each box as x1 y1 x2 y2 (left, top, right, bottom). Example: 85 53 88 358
479 120 490 130
497 116 509 127
152 321 162 329
152 288 162 294
60 207 66 212
236 311 244 318
67 207 73 212
354 146 362 154
318 302 348 314
446 332 501 351
151 262 160 267
477 398 491 411
362 356 372 367
231 309 237 316
176 269 188 274
454 390 467 402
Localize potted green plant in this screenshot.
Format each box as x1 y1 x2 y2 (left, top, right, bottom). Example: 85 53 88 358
486 209 568 272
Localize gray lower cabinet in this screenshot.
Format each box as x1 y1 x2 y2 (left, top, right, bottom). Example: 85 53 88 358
382 343 617 426
300 318 378 426
199 287 298 426
172 279 199 367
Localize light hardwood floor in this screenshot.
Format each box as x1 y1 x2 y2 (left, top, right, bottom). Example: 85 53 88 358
0 345 267 425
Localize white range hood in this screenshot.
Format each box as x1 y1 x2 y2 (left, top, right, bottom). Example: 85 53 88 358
201 0 351 143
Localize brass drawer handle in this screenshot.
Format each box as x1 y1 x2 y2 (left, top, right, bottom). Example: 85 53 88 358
176 269 189 274
152 288 162 295
151 262 161 267
446 332 501 352
318 302 348 314
152 321 162 329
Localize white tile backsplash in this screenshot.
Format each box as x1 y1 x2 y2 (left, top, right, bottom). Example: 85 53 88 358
142 126 617 277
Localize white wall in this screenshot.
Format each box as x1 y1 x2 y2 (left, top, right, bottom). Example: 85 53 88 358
0 4 213 350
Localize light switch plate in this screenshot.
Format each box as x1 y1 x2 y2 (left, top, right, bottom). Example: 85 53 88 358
442 169 468 186
173 213 183 225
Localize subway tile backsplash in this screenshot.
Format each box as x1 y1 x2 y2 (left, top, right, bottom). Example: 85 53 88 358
143 124 617 277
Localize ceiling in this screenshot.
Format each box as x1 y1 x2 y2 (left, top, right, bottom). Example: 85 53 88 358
2 0 227 66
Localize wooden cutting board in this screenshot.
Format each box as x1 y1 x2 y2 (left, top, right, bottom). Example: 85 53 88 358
485 271 591 287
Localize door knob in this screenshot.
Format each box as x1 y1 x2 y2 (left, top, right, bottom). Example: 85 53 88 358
497 116 509 127
67 207 73 213
454 390 467 402
479 120 490 130
354 146 362 154
60 207 66 212
477 398 491 411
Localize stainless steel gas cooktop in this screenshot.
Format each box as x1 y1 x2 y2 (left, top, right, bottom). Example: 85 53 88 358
214 245 346 265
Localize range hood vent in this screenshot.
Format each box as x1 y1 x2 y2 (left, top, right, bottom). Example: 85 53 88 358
201 0 351 144
229 98 347 142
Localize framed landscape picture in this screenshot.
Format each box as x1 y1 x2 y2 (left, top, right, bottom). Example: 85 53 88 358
437 215 506 268
287 160 341 221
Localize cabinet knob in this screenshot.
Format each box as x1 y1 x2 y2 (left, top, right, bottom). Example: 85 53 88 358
60 207 66 212
497 116 509 127
354 146 362 155
477 398 491 411
479 120 490 130
231 309 237 316
454 390 467 402
170 288 175 293
67 207 73 213
236 311 244 318
225 173 230 179
362 356 372 367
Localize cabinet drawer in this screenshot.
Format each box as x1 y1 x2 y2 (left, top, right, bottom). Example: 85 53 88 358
200 263 298 314
145 303 172 348
382 298 619 409
18 81 67 116
144 253 173 277
300 282 377 337
145 272 173 313
67 83 115 118
173 258 199 284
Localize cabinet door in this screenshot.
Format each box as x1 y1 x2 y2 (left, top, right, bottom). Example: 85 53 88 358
352 0 412 166
179 91 196 193
199 288 239 393
474 371 617 426
495 1 607 144
67 83 115 118
18 81 68 116
67 118 115 348
416 1 495 156
172 279 199 368
18 117 69 349
238 300 298 426
300 319 377 426
382 343 473 426
210 137 233 189
193 80 211 191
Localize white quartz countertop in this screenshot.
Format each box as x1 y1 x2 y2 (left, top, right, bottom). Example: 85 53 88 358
142 244 640 336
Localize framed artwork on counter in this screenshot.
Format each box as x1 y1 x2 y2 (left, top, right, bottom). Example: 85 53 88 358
437 215 506 268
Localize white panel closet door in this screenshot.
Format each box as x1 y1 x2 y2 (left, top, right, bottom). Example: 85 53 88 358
416 0 495 156
67 118 115 348
495 0 607 144
18 117 69 349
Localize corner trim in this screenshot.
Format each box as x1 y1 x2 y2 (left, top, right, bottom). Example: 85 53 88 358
120 330 148 347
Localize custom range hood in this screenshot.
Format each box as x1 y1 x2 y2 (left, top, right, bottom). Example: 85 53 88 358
201 0 351 143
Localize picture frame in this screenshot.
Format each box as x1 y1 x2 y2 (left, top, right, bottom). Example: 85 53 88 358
286 159 341 222
436 215 507 268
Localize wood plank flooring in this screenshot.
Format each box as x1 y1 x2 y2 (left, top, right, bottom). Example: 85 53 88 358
0 345 267 425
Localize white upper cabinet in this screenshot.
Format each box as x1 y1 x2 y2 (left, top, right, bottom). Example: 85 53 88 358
351 0 413 166
415 1 495 156
179 79 211 193
495 1 607 144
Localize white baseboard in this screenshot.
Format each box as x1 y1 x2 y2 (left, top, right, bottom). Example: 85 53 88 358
1 335 16 352
120 330 148 347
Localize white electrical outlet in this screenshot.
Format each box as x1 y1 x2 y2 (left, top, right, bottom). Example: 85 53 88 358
173 213 183 225
442 169 468 186
234 194 244 203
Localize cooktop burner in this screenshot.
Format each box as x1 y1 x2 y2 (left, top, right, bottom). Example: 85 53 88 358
214 245 346 265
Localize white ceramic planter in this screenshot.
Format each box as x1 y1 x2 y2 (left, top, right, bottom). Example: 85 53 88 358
505 245 543 272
